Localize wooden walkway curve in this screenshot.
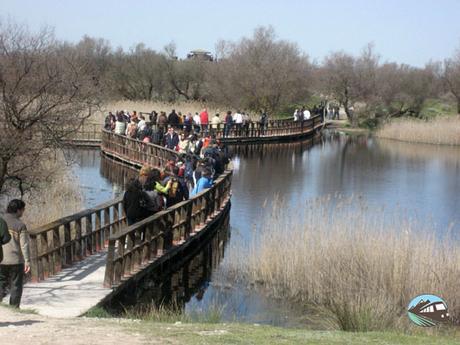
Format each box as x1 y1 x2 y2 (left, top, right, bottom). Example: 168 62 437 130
70 115 325 146
18 114 323 317
17 132 231 317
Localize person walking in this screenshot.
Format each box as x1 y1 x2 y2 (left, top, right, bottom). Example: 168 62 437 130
200 108 209 134
224 111 233 137
0 199 30 308
168 109 180 128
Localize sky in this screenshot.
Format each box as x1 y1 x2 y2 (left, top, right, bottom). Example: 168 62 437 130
1 0 460 67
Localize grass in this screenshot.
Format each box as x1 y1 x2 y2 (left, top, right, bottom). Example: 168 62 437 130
376 116 460 145
221 196 460 332
86 302 224 324
127 321 460 345
0 302 38 315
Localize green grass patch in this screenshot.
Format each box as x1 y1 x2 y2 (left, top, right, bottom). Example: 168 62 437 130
127 321 460 345
83 306 113 318
419 98 456 119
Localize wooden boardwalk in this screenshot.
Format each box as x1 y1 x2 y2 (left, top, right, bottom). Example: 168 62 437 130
16 115 323 317
17 134 232 317
20 251 110 317
69 115 325 146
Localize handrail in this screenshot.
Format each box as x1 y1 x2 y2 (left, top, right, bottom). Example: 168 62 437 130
103 170 232 287
29 134 182 283
29 197 126 283
71 114 324 142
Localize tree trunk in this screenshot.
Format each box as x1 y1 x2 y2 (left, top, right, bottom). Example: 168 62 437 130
457 98 460 115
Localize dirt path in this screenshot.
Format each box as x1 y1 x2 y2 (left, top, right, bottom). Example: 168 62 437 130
0 306 152 345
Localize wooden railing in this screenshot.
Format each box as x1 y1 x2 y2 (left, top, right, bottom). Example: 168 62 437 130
70 123 102 142
101 130 177 168
100 130 232 287
29 198 126 282
209 115 323 139
72 114 324 145
103 170 232 287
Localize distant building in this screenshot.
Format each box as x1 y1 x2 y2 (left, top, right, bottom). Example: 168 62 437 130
187 49 213 62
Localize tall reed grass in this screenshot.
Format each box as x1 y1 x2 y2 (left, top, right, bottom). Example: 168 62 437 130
224 196 460 331
122 302 224 324
90 100 225 123
18 154 83 228
376 116 460 145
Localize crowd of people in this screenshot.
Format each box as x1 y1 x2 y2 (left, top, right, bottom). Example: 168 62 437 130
104 108 271 146
121 129 230 226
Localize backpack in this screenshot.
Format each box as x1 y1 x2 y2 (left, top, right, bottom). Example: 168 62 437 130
169 179 180 198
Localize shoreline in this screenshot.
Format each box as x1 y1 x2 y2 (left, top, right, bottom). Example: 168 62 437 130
1 305 459 345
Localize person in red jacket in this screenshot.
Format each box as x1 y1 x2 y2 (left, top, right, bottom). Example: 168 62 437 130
200 108 209 134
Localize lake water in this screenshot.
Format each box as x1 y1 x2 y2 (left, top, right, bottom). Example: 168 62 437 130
70 132 460 326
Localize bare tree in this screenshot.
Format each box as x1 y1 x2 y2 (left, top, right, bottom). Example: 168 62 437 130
208 26 312 114
161 42 208 101
110 43 168 101
444 47 460 114
0 21 102 195
322 44 379 126
374 63 438 119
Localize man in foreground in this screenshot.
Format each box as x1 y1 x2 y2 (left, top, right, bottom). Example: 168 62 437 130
0 199 30 308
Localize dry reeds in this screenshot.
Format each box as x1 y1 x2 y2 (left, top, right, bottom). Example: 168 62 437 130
225 196 460 331
90 100 225 123
22 155 83 228
376 116 460 146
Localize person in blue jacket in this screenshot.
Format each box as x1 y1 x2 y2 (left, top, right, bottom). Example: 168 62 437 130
191 168 213 196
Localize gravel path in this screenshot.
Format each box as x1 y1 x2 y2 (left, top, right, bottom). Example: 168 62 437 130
0 306 151 345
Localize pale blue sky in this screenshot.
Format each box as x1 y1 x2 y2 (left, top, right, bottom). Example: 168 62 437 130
1 0 459 66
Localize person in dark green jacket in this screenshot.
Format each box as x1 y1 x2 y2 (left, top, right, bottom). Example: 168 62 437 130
0 216 11 263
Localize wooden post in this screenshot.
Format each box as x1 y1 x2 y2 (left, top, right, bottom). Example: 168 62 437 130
29 235 39 283
64 223 72 267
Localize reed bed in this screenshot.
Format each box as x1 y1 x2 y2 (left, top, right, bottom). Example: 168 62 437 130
376 116 460 145
224 196 460 331
21 155 83 228
90 100 225 123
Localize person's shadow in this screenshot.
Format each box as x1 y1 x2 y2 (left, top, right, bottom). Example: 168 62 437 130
0 320 43 327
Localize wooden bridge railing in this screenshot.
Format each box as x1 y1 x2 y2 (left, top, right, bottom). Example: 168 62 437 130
29 198 126 283
103 170 232 288
101 130 178 168
210 114 323 139
100 128 232 287
71 123 102 141
73 114 323 144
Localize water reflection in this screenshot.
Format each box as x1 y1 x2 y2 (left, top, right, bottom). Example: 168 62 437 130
103 212 231 313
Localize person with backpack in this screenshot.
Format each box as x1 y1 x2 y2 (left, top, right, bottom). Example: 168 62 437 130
0 217 11 264
122 178 154 226
163 166 189 207
0 200 30 308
